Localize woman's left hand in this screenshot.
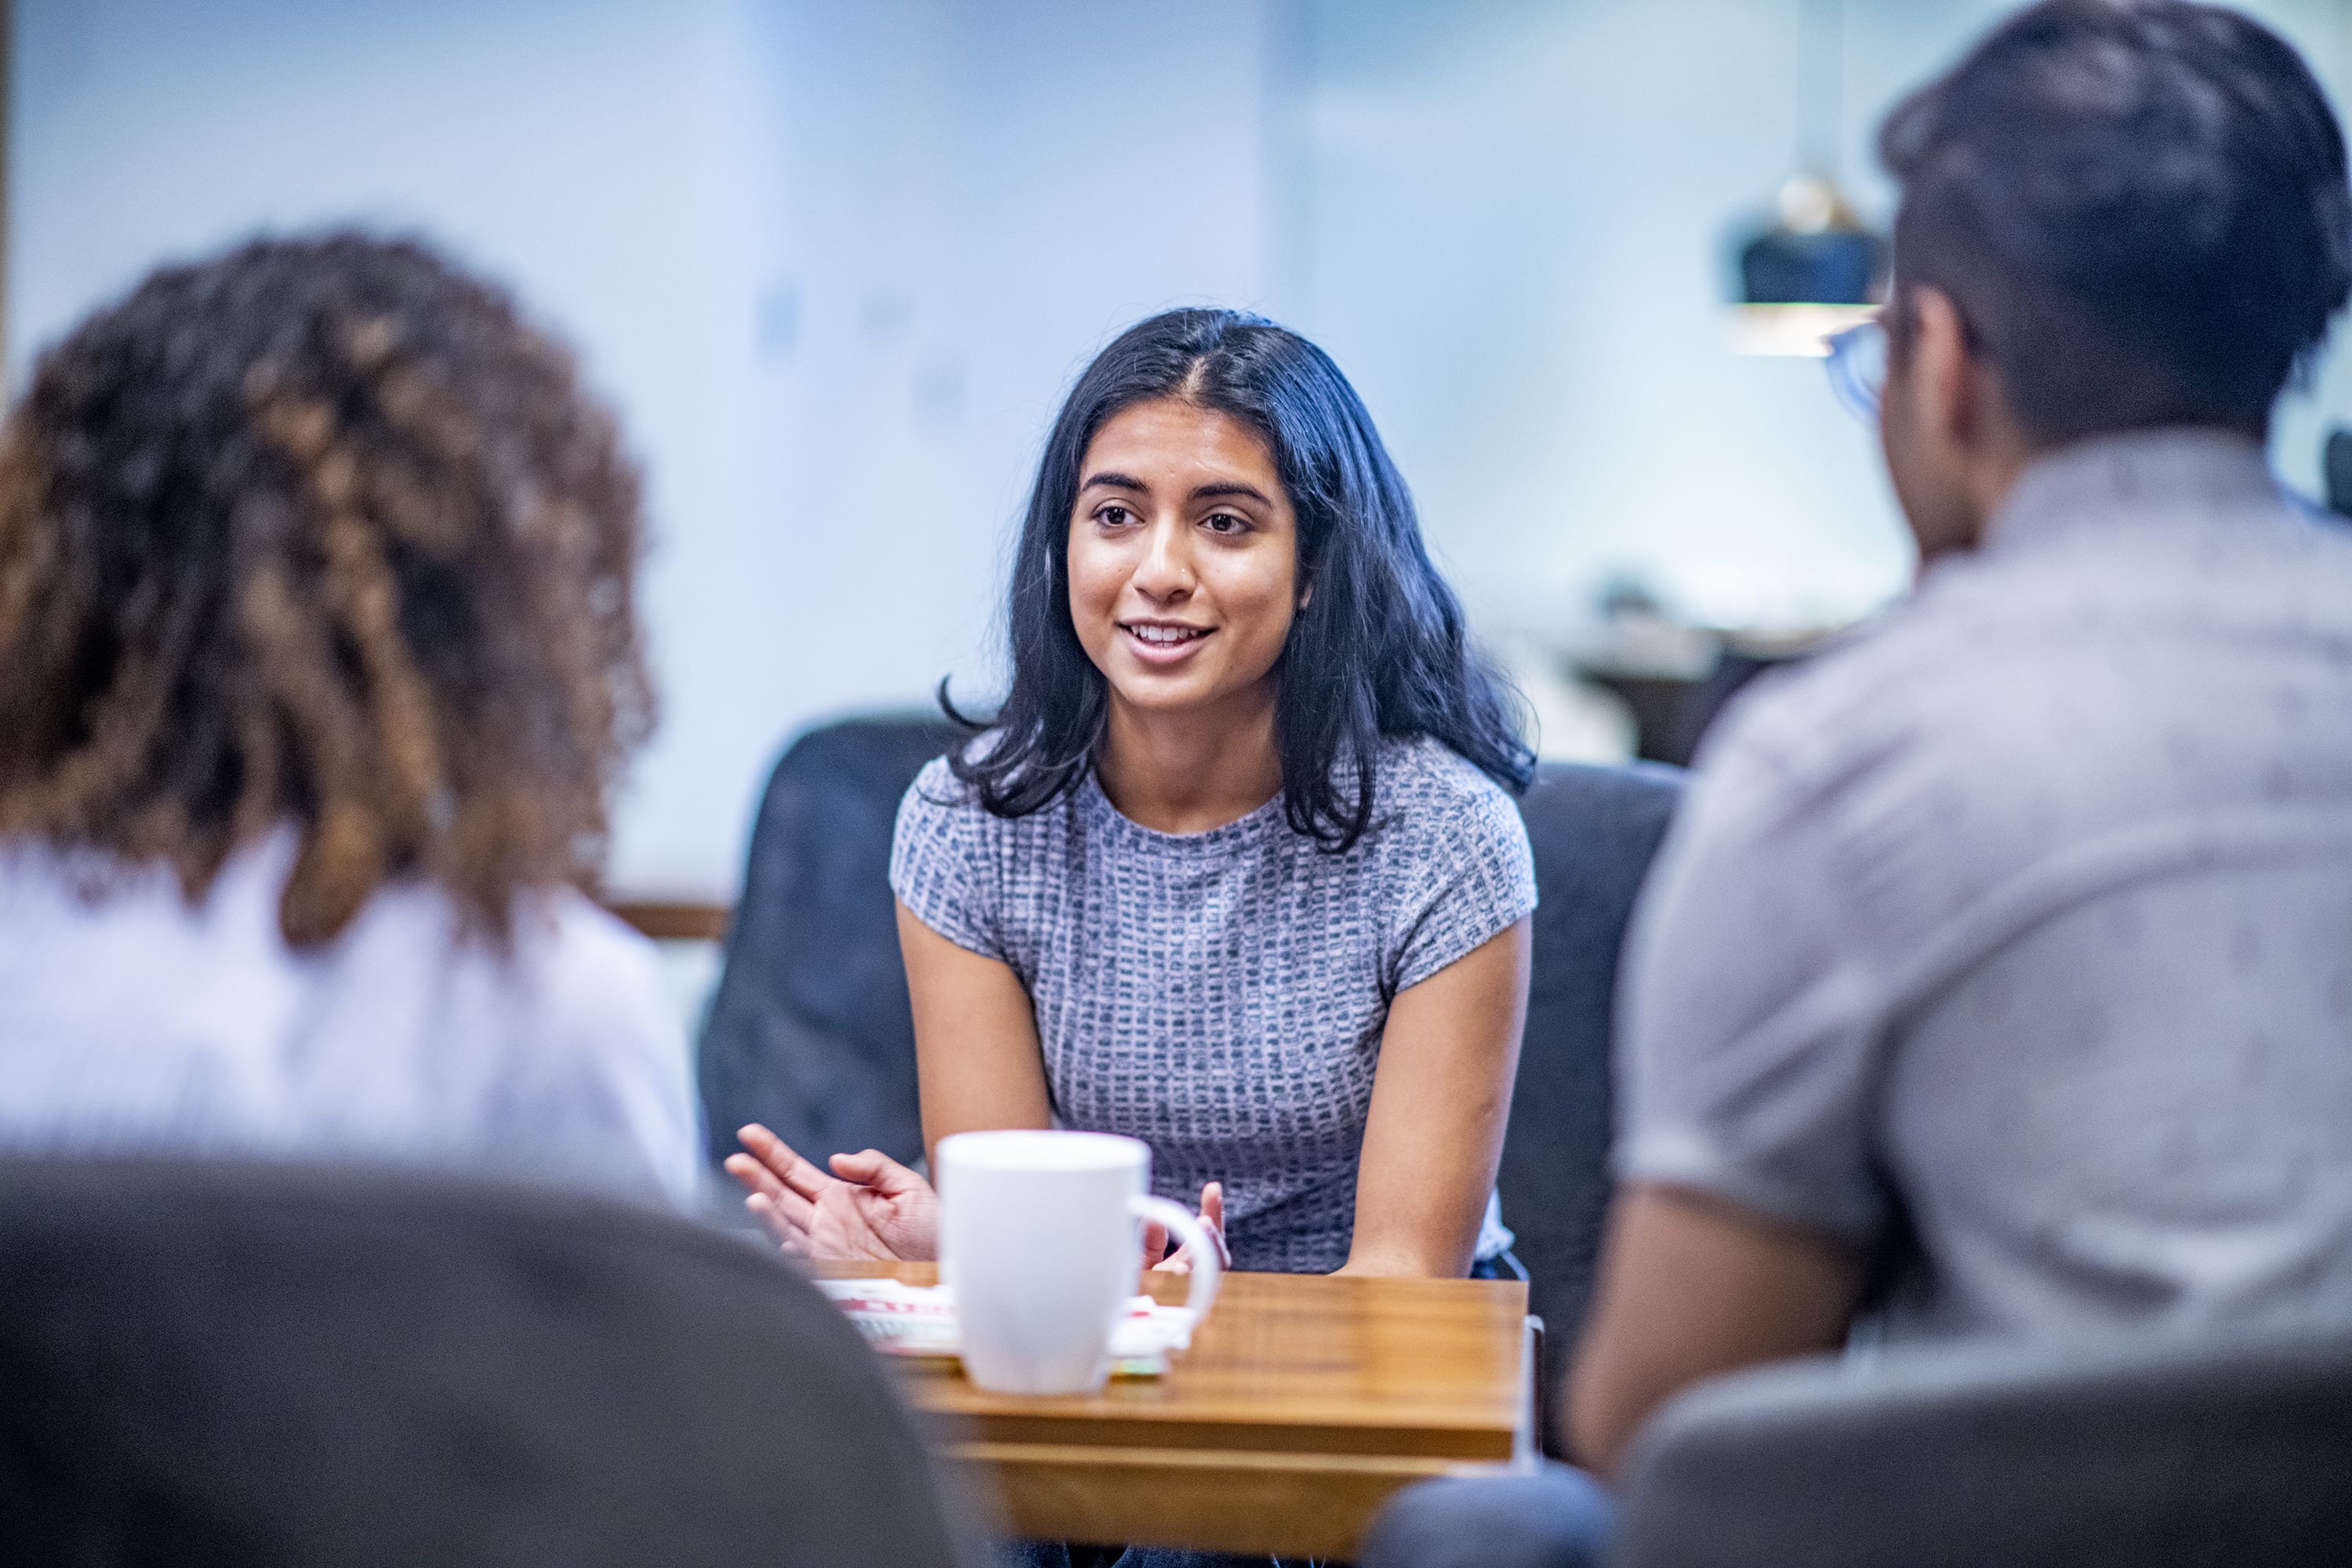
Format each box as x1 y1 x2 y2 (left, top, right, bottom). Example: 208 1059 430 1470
1145 1181 1229 1274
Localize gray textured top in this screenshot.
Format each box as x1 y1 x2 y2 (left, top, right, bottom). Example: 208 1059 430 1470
891 736 1537 1273
1619 430 2352 1345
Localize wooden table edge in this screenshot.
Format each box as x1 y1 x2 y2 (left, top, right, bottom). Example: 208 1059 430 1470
945 1439 1537 1560
808 1259 1541 1555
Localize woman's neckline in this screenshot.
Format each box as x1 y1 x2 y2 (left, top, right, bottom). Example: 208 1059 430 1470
1080 766 1287 847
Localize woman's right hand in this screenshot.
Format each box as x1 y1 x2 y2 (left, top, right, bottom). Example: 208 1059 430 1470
725 1123 941 1262
1145 1181 1230 1274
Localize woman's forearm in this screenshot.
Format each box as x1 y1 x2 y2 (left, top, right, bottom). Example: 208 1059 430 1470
1335 1238 1474 1278
1344 920 1533 1278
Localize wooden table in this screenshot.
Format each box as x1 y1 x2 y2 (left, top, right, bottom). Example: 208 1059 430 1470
810 1261 1535 1559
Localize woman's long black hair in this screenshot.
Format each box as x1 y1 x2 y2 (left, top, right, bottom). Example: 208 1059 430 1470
946 308 1534 850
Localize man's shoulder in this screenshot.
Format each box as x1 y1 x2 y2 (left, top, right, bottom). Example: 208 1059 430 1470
1696 609 1953 787
1693 503 2352 911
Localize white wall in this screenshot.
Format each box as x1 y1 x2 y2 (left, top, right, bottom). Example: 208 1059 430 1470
8 0 1283 898
619 0 1287 895
12 0 2352 897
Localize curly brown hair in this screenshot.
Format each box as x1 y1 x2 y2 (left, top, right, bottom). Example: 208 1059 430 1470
0 232 654 946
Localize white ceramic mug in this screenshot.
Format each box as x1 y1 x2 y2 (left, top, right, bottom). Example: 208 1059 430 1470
935 1129 1221 1396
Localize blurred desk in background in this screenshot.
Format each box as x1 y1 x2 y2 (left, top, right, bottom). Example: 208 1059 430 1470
808 1260 1534 1560
1573 632 1826 767
604 901 730 942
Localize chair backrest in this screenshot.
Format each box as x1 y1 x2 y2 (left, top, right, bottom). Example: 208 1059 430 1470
1500 761 1682 1428
698 715 964 1171
1612 1323 2352 1568
0 1158 970 1568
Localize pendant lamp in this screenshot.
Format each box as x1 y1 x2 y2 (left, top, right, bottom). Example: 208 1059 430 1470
1728 0 1888 356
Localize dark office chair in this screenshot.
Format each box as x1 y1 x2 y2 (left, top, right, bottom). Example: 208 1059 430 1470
0 1158 971 1568
1501 760 1683 1452
698 714 965 1173
1612 1323 2352 1568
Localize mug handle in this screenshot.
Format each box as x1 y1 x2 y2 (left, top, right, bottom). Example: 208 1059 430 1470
1131 1194 1222 1325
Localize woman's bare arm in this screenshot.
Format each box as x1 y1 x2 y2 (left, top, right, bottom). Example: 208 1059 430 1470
897 898 1054 1164
1340 918 1532 1277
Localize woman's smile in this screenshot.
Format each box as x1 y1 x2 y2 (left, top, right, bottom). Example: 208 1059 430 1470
1120 618 1214 662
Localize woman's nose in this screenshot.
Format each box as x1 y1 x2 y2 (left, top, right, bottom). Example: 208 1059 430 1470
1130 518 1194 601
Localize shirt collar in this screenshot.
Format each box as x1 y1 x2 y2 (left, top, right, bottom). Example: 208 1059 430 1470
1985 426 2279 553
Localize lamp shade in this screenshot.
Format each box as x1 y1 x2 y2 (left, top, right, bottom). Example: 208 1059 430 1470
1725 173 1888 356
1739 227 1885 306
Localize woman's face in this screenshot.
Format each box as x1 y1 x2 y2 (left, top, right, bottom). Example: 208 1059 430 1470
1066 397 1301 720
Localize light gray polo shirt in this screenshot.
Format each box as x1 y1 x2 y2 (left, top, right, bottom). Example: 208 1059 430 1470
1617 429 2352 1345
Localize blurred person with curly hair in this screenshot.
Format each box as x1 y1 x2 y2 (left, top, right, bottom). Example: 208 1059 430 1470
0 231 698 1205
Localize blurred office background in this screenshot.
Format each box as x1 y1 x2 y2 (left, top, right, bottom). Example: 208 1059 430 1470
12 0 2352 915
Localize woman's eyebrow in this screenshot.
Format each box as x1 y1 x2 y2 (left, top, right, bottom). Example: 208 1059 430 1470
1192 481 1272 504
1080 470 1149 493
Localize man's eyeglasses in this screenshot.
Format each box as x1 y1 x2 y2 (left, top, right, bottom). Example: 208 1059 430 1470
1824 318 1887 424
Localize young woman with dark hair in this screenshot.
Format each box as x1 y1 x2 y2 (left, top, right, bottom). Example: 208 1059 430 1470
730 309 1537 1279
0 232 697 1205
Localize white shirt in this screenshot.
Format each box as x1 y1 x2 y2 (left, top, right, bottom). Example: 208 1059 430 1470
0 829 701 1207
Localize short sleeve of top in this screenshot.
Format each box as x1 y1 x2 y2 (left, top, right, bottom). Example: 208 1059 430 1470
1611 691 1895 1243
1378 745 1539 995
890 759 1003 960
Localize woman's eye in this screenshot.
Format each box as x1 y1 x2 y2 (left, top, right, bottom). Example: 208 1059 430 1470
1097 504 1135 528
1203 512 1248 535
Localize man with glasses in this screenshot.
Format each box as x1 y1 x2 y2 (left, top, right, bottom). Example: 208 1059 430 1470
1368 2 2352 1562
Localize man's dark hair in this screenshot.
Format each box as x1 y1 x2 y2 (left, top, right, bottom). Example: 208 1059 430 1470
1880 0 2352 442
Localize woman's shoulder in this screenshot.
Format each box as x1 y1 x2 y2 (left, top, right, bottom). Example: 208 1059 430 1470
902 752 978 812
1372 735 1527 826
1363 735 1533 876
515 891 691 1072
890 739 1065 905
1348 739 1537 986
897 748 1009 844
468 889 702 1203
359 879 677 1057
890 740 1066 957
529 888 672 998
897 754 960 818
895 739 1085 843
